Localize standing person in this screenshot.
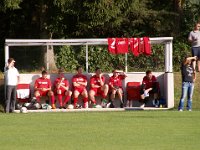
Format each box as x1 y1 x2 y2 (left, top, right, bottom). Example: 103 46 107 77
89 67 109 107
178 56 196 111
53 69 72 109
34 70 55 108
4 58 20 113
109 70 127 108
188 22 200 71
140 70 160 107
72 66 88 108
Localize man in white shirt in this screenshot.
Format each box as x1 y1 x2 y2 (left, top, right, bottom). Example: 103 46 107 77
4 58 20 113
188 22 200 72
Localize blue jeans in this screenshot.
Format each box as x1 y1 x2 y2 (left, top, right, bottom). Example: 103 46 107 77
178 82 194 110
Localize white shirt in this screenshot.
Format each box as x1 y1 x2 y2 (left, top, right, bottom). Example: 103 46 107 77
5 67 19 86
188 31 200 47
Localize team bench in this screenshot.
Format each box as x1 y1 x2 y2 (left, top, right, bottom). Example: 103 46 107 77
16 72 165 108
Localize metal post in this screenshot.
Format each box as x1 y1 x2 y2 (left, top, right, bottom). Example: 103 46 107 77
164 43 169 72
125 53 128 73
46 45 49 71
169 41 173 72
4 44 9 101
164 40 174 108
86 44 89 73
4 44 9 71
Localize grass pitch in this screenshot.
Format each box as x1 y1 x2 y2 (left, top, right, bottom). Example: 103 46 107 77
0 111 200 150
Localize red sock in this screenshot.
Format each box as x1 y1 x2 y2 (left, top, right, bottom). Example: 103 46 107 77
93 99 96 104
57 94 63 106
63 96 71 105
83 97 88 108
102 94 106 99
74 98 78 106
51 95 55 105
36 96 40 102
83 97 88 103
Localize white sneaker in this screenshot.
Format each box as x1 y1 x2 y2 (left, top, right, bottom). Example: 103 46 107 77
140 103 145 108
178 109 183 111
106 102 111 108
144 91 149 97
188 109 192 111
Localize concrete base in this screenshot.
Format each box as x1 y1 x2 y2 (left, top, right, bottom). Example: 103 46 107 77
14 107 171 113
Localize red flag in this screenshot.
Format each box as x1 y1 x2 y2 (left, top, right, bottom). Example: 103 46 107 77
108 38 117 54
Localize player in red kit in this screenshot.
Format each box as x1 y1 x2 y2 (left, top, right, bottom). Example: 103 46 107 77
72 66 88 108
109 70 127 108
34 70 55 108
140 70 160 107
53 69 72 109
89 67 109 107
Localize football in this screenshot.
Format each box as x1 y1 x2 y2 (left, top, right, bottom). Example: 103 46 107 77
20 107 28 113
67 104 74 109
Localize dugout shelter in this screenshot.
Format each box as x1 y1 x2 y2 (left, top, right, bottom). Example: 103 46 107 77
4 37 174 108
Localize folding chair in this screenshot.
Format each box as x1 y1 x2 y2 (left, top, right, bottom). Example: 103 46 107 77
127 82 141 100
16 84 31 103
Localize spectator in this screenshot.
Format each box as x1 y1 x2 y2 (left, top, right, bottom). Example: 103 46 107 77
109 70 127 108
140 70 160 107
4 58 20 113
178 56 196 111
72 66 88 108
188 22 200 72
89 67 109 107
53 69 72 109
34 70 55 108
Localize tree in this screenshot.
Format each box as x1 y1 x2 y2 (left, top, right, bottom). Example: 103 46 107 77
0 0 22 71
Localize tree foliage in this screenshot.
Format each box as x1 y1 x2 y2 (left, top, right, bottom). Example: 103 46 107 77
1 0 200 72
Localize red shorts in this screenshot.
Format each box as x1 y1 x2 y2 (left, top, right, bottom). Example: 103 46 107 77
90 88 104 96
74 87 86 94
110 87 123 93
39 91 49 96
54 89 66 96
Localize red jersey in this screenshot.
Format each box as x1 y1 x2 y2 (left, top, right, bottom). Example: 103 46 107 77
138 38 145 53
116 38 129 54
142 75 157 89
34 77 51 89
72 74 87 89
108 38 117 54
129 38 139 57
90 75 105 87
143 37 152 55
107 38 128 54
109 75 125 88
54 77 69 91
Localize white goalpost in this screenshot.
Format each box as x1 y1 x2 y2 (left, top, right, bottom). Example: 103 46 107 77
4 37 174 109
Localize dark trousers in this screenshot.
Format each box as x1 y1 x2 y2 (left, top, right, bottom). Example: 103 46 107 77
5 85 17 113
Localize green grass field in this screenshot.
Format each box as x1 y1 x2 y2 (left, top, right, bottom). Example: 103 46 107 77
0 72 200 150
0 111 200 150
